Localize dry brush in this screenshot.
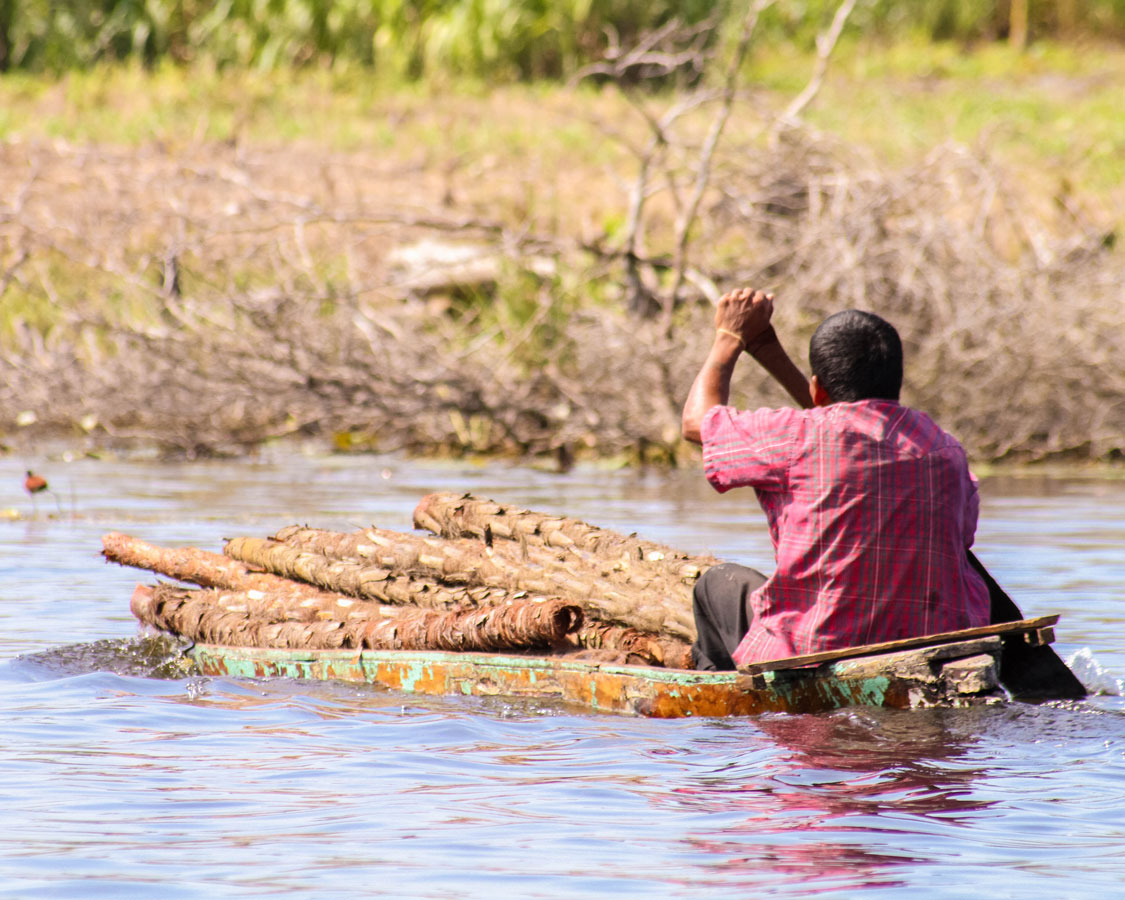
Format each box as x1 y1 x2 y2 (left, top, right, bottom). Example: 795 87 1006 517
1 92 1122 463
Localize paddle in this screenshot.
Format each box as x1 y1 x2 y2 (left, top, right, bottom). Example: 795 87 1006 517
966 550 1086 700
738 324 1087 700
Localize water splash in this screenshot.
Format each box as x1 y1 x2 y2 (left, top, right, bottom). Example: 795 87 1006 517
1067 647 1123 696
18 634 199 680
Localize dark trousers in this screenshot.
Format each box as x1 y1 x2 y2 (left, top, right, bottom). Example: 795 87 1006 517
691 563 768 671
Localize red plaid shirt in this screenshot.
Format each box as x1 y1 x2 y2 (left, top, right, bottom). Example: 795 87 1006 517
701 400 990 665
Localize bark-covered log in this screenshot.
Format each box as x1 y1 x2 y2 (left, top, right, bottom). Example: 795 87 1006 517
132 583 583 652
108 492 704 667
573 622 692 669
102 531 359 617
261 526 693 661
106 531 687 664
271 524 382 561
413 492 721 584
231 531 696 642
131 583 351 649
274 523 695 616
223 535 514 610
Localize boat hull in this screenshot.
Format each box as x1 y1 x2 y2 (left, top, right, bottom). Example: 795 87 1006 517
189 636 1007 717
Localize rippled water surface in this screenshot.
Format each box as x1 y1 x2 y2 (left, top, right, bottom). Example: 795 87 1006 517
2 453 1124 899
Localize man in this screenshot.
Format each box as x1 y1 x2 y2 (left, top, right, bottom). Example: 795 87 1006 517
681 288 989 671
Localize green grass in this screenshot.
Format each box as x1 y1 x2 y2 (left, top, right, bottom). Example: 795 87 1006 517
1 38 1121 201
745 37 1125 196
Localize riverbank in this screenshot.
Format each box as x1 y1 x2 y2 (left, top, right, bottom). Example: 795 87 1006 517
1 41 1122 465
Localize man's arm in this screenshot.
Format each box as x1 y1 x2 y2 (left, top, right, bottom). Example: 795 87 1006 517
681 332 742 444
746 327 814 410
682 288 775 445
682 289 815 444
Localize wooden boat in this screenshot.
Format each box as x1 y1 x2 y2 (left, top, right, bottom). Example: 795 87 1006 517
103 509 1087 716
186 615 1071 717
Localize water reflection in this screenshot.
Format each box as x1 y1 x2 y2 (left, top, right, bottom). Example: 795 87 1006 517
667 709 995 893
753 708 988 818
682 838 912 895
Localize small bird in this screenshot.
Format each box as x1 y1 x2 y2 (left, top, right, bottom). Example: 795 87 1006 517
24 469 60 517
24 470 48 496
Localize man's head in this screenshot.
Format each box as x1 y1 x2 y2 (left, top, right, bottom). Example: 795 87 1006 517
808 310 903 404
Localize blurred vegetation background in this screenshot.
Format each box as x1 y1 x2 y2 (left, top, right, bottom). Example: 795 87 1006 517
1 1 1122 465
3 0 1125 75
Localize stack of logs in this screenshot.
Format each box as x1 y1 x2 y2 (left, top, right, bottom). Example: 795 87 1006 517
104 492 724 669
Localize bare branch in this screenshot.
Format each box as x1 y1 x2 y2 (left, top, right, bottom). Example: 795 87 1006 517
569 18 717 86
771 0 857 136
665 0 775 325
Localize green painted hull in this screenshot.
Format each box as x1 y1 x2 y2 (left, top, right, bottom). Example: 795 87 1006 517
189 638 1006 717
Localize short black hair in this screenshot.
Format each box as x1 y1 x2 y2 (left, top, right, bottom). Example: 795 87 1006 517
808 310 903 402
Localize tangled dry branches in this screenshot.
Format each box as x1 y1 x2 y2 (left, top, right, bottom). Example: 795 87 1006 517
0 116 1121 463
713 133 1125 461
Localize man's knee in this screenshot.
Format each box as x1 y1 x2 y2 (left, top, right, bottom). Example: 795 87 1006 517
696 563 766 603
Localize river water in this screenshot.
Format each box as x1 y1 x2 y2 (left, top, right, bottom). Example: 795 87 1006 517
2 451 1124 899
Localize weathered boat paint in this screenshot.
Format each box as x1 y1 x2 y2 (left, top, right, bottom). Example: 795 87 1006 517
189 636 1006 718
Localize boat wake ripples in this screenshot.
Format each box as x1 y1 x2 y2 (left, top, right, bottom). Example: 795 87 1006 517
15 635 198 681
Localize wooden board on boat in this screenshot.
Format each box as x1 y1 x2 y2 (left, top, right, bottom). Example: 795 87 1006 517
188 633 1010 718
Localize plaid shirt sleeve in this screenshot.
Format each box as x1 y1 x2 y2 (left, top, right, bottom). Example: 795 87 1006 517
700 405 805 494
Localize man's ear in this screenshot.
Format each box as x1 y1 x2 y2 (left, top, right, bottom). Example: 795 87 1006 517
810 375 832 408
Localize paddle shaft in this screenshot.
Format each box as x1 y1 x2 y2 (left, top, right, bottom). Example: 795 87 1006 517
745 328 814 409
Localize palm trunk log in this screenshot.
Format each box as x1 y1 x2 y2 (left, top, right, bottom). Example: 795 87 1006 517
103 531 355 611
413 492 720 585
106 533 688 665
274 522 696 610
259 524 696 642
108 494 707 667
574 621 691 668
222 535 515 610
131 584 583 653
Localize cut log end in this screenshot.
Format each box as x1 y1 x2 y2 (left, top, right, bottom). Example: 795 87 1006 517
129 583 156 621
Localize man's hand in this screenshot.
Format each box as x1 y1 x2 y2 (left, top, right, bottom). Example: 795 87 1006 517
715 286 813 409
683 286 813 444
683 287 773 444
715 288 773 347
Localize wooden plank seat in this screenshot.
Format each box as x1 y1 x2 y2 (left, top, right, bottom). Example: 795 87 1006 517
737 615 1059 676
